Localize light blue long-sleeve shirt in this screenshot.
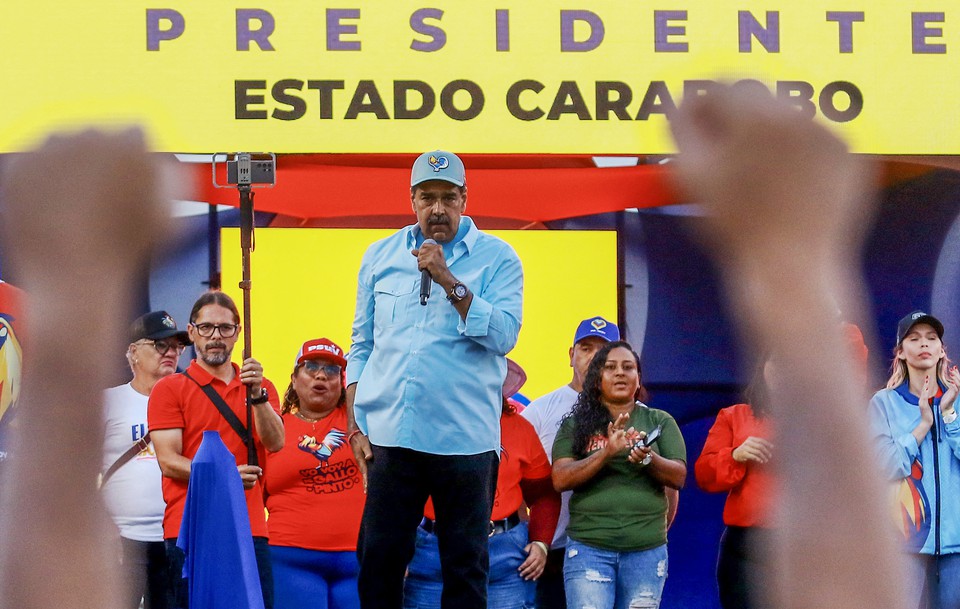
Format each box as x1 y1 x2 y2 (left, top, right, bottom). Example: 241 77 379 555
869 382 960 555
346 216 523 455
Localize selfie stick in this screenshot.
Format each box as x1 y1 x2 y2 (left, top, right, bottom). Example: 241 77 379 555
212 152 276 467
237 156 257 466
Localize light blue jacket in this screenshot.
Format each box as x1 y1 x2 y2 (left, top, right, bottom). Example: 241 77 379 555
869 383 960 555
346 217 523 455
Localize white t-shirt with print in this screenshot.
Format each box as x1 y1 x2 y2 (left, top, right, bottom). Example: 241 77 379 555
101 383 165 542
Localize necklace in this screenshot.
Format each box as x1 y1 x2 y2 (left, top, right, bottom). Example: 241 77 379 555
294 409 329 424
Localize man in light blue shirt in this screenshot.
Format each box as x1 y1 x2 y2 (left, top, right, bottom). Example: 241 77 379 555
345 150 523 609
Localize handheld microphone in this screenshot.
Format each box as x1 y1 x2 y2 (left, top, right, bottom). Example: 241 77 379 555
419 238 437 305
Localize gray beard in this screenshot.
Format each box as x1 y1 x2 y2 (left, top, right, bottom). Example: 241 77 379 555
199 345 231 367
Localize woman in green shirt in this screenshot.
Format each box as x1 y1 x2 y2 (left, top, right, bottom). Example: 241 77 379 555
552 341 686 609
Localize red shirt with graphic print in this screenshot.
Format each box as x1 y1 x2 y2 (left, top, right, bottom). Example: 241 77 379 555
264 406 365 551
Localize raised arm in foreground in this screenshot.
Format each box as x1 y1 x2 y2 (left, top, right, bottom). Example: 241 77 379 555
671 86 907 609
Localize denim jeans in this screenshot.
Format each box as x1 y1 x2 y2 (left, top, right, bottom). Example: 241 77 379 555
165 536 274 609
357 445 499 609
562 539 668 609
404 521 536 609
270 545 359 609
905 552 960 609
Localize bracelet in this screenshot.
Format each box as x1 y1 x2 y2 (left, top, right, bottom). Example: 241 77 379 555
347 429 365 443
944 409 958 424
530 541 549 555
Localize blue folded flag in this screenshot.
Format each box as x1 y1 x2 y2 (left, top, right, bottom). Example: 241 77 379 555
177 430 264 609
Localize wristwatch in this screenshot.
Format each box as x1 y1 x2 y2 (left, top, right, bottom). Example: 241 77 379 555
447 281 469 303
250 389 270 405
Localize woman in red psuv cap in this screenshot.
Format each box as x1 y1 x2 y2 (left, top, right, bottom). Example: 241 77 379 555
264 338 365 609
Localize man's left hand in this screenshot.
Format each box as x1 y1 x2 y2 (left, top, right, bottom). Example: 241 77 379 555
237 464 262 490
239 357 264 395
518 541 548 581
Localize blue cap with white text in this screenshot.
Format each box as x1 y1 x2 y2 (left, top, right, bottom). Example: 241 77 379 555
411 150 466 188
573 316 620 345
895 310 944 346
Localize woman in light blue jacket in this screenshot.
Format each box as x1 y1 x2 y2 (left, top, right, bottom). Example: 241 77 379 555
869 310 960 609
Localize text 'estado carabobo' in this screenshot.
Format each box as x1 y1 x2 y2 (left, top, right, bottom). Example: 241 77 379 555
235 78 864 123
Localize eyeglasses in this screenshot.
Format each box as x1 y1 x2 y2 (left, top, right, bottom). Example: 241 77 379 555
136 339 186 357
302 360 342 378
192 323 239 338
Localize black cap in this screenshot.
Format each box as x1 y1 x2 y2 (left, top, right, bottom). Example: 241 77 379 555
129 310 191 345
895 310 944 346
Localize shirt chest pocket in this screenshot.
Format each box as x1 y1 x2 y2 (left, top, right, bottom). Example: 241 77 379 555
373 279 418 327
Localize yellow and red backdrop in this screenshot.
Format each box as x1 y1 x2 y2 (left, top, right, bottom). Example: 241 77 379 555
220 227 619 399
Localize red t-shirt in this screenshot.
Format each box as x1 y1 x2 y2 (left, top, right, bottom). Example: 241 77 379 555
695 403 777 527
425 410 557 542
147 360 280 539
263 407 365 551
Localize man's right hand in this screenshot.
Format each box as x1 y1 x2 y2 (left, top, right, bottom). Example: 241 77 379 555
349 432 374 493
344 382 373 492
237 464 262 490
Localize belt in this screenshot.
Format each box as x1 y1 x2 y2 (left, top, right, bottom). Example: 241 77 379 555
420 512 522 537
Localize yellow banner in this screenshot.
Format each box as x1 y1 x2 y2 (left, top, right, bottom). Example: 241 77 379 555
220 228 618 402
3 2 957 153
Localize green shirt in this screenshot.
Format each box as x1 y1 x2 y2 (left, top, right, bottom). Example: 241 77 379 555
552 404 686 551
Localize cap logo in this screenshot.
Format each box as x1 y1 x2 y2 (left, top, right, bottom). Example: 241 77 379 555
307 343 341 357
428 155 449 173
591 318 607 330
162 315 175 328
913 312 924 320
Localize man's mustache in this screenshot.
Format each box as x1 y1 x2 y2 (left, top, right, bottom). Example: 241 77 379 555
428 215 449 226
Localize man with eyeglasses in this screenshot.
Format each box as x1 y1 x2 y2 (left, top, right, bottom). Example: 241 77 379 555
345 151 523 609
148 291 285 609
101 310 189 609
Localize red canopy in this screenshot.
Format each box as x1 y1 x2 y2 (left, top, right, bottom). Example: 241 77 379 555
190 154 680 222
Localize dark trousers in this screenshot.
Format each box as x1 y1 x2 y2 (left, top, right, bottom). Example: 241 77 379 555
357 445 499 609
165 536 274 609
119 537 170 609
535 548 567 609
717 526 772 609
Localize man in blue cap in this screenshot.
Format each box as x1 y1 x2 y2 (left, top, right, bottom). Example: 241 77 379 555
345 150 523 609
521 315 619 609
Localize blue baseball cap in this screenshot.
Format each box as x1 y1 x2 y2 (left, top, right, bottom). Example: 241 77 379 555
411 150 466 188
896 310 944 346
573 316 620 345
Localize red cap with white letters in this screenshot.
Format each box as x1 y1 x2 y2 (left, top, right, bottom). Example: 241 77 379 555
294 338 347 368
